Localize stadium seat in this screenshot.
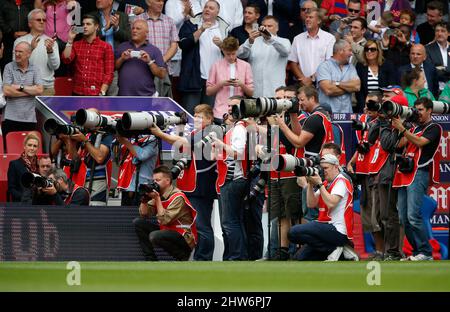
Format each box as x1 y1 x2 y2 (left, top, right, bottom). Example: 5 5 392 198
54 77 74 95
5 131 43 154
0 135 4 153
0 154 21 202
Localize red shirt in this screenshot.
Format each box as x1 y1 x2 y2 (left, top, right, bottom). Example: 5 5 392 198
62 37 114 95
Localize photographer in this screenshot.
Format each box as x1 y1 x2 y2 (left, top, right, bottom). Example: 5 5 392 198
288 154 356 261
134 166 198 261
150 104 218 261
61 108 114 206
391 97 442 261
116 134 158 206
47 168 90 206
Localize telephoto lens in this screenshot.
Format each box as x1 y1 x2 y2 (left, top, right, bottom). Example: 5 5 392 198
21 172 53 188
272 154 315 172
44 118 80 136
294 166 322 177
432 101 450 114
366 100 381 112
351 119 370 131
171 157 191 179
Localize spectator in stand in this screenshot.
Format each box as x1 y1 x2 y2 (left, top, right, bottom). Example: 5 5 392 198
425 22 450 92
414 0 448 27
0 0 33 72
206 36 253 124
13 8 60 96
401 67 435 107
61 14 114 96
7 133 40 202
178 0 229 114
439 80 450 103
287 0 318 43
135 0 179 97
247 0 300 40
288 8 335 87
344 17 367 66
320 0 366 27
316 39 360 113
330 0 362 39
237 15 290 98
398 43 439 98
0 39 6 109
115 19 167 96
191 0 244 31
119 0 147 16
416 1 444 45
38 155 53 177
355 40 398 113
399 9 420 44
90 0 130 96
1 41 43 139
229 3 260 45
381 23 413 68
367 11 395 41
378 0 412 22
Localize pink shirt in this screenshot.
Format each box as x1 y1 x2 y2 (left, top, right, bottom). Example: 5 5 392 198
44 1 74 43
207 58 253 119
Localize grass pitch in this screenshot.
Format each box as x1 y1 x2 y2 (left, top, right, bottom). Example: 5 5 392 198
1 261 450 292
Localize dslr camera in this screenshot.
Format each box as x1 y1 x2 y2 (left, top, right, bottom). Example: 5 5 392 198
21 172 53 189
397 155 414 173
171 156 191 179
356 141 371 154
138 181 161 197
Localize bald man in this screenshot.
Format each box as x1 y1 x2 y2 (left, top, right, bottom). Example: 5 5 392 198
115 19 167 95
398 43 439 98
1 41 44 140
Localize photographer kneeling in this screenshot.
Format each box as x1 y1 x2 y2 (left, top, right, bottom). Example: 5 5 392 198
391 97 442 261
133 166 198 261
288 154 356 261
47 168 90 206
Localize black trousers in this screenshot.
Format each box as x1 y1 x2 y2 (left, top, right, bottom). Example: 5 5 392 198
133 217 192 261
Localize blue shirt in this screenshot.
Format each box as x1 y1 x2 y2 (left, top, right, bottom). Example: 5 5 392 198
316 58 359 113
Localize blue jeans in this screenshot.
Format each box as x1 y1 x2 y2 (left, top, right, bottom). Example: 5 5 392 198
188 195 215 261
397 170 432 256
219 178 248 260
288 221 348 261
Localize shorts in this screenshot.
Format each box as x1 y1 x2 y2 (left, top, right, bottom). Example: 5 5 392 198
269 178 302 220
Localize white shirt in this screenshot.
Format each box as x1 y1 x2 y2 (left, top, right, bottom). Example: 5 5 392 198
0 74 6 109
191 0 243 29
267 0 274 15
439 42 449 67
225 123 247 179
199 21 223 79
288 29 335 79
238 35 291 97
13 33 60 88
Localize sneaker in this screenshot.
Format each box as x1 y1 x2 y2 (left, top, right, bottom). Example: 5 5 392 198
325 246 343 261
268 248 290 261
400 255 414 261
410 253 433 261
367 251 384 261
343 245 359 261
383 254 401 261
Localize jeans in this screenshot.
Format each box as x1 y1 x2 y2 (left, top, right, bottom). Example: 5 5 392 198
133 217 192 261
188 195 215 261
219 178 248 260
243 177 264 260
288 221 348 261
397 170 432 256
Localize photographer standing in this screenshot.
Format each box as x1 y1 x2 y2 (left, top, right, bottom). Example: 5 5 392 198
116 134 159 206
134 166 198 261
391 97 442 261
288 154 355 261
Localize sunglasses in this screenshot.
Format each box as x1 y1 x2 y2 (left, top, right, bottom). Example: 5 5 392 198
348 8 360 13
364 47 378 52
35 18 46 22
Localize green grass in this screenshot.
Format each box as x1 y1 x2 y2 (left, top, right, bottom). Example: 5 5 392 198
1 261 450 292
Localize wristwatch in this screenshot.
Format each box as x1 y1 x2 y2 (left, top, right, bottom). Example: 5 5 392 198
99 90 106 96
19 84 24 92
334 81 340 87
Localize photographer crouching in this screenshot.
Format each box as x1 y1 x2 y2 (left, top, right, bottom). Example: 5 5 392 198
133 166 198 261
391 97 443 261
288 154 356 261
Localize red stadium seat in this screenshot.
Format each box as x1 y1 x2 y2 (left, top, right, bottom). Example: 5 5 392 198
0 135 4 153
5 131 43 154
0 154 21 202
54 77 74 95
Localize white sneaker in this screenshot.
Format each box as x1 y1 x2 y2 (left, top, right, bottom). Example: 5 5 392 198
343 245 359 261
410 253 433 261
400 255 414 261
325 246 343 261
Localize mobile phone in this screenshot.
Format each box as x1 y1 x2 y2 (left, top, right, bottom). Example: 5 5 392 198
73 26 84 34
111 0 121 15
130 50 141 58
252 22 258 31
259 26 271 37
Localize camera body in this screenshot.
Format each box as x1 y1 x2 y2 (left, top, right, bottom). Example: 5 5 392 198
351 119 371 131
138 181 161 197
171 157 191 179
397 155 414 173
356 141 371 154
60 157 82 173
21 172 53 189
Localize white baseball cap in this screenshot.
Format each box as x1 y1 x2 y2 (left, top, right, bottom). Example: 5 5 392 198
320 154 340 166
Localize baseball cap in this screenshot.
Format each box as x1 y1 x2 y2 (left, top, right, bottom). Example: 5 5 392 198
320 154 340 166
390 94 409 107
380 85 403 95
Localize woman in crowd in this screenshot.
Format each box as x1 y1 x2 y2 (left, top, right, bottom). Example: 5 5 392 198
355 39 397 113
401 67 435 107
206 36 253 124
7 133 41 202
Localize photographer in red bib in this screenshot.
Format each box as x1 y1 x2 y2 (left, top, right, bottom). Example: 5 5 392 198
391 97 442 261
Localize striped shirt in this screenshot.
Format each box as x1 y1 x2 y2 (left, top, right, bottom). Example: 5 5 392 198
2 62 43 123
135 12 179 73
62 37 115 95
367 67 379 92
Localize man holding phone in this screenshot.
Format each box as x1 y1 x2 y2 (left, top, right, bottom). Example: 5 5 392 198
115 19 167 95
